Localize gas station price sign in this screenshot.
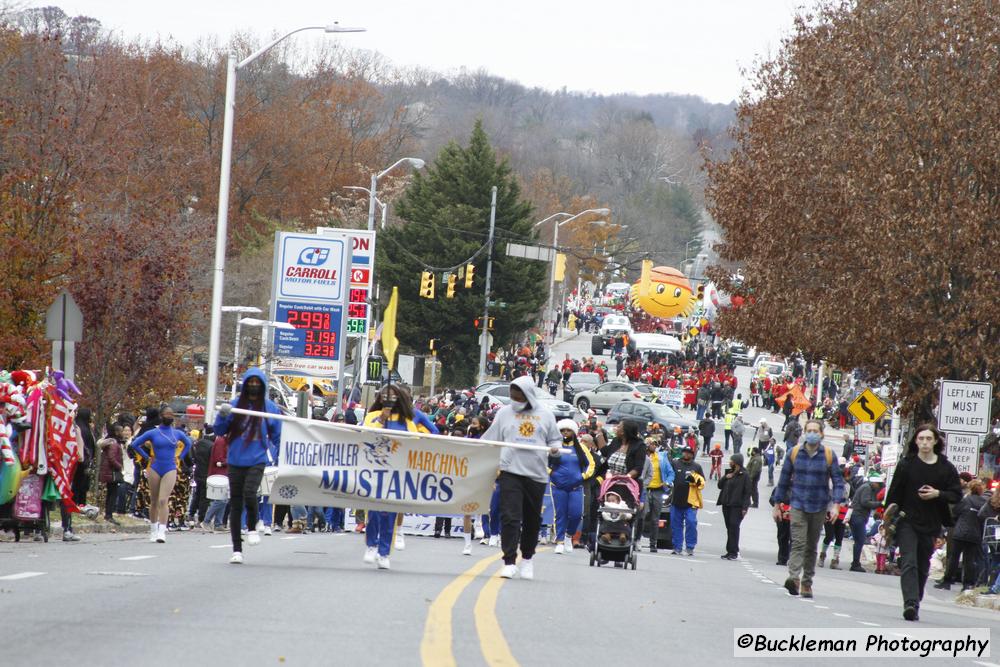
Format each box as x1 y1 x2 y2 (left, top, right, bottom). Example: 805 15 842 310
274 301 343 359
347 286 368 336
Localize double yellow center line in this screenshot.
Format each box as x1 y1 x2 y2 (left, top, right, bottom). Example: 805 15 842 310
420 553 522 666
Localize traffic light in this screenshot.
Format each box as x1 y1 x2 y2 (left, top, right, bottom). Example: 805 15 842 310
695 282 705 302
429 339 436 352
464 263 475 288
639 259 653 297
419 271 435 299
553 253 566 282
473 317 495 331
446 273 457 298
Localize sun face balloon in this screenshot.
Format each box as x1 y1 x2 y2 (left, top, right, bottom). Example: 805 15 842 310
630 266 695 319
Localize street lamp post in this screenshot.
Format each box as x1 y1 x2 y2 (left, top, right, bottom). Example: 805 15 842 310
239 317 297 387
204 23 365 421
222 306 262 399
339 158 424 408
532 208 609 341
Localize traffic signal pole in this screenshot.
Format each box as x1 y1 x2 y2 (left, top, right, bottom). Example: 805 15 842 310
478 186 497 385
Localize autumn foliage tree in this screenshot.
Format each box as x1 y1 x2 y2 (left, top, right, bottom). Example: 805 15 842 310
705 1 999 419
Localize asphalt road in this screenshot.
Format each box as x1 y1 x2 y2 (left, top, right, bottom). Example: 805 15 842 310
1 332 996 666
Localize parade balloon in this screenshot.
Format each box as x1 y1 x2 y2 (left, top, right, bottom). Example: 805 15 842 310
630 266 696 318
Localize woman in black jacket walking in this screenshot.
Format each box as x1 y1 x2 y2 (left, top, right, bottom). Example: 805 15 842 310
884 424 962 622
718 453 752 560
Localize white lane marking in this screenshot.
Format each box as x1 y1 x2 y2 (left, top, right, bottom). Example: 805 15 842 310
703 511 719 515
834 613 851 618
87 571 150 577
280 536 300 541
698 522 713 526
209 544 230 549
119 555 157 561
858 621 880 627
0 571 46 581
814 605 829 609
761 579 774 584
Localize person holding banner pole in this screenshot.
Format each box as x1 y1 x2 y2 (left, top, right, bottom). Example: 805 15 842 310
214 368 283 565
482 376 563 580
362 384 438 570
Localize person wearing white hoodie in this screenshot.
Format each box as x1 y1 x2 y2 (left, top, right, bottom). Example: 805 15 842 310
482 376 562 580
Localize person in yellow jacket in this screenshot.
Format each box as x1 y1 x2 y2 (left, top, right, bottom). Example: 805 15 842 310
361 385 438 570
669 444 706 555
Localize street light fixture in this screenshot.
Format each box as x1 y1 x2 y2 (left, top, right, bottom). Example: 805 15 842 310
205 21 365 421
222 306 262 398
531 208 611 341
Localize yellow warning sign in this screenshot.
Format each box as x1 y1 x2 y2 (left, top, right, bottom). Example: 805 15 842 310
848 389 888 424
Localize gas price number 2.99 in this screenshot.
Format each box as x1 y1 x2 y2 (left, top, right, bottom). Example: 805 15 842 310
276 303 341 359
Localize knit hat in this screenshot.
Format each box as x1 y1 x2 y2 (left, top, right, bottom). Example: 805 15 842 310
730 453 744 467
959 471 975 483
556 419 578 433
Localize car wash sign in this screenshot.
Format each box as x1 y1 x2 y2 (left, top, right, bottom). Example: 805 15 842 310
269 232 350 378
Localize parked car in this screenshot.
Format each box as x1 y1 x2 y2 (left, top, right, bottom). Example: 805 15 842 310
591 315 636 356
605 400 698 432
572 381 650 413
563 371 602 404
476 382 576 419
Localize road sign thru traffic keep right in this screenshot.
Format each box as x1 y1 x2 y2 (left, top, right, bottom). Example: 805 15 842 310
847 388 888 423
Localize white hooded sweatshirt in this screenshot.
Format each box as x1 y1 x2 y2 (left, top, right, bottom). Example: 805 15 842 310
482 375 562 484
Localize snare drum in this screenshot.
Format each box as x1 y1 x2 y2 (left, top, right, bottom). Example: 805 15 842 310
259 466 278 496
206 475 229 500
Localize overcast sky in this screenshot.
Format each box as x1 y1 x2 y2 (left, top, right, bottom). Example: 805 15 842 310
43 0 804 103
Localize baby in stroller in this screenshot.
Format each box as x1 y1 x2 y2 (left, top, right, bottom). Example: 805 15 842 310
598 475 640 546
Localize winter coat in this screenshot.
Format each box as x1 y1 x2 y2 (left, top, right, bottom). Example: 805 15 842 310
950 494 986 543
717 469 752 509
698 419 716 439
98 438 123 484
746 454 763 479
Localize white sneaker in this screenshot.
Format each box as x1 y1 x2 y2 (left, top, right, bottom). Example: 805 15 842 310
499 564 518 579
480 537 489 545
554 543 565 555
474 526 485 540
394 534 405 551
263 525 272 536
156 524 166 543
462 535 472 555
363 547 377 564
518 559 534 580
376 555 391 570
229 551 244 565
149 524 158 542
246 530 261 546
488 535 499 547
564 537 574 553
255 520 264 533
199 521 214 534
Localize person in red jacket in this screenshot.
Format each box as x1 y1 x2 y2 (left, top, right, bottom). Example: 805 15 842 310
98 424 125 525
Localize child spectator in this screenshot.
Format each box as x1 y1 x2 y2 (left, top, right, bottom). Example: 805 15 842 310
709 443 724 480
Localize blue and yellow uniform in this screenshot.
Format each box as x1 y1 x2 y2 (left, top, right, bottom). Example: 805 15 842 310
362 408 438 557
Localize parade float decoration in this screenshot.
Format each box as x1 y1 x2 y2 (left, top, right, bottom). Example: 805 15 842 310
630 265 696 319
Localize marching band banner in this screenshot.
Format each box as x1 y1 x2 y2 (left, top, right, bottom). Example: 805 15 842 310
272 418 502 515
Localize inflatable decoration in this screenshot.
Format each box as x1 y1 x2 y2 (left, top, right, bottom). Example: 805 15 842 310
630 266 696 319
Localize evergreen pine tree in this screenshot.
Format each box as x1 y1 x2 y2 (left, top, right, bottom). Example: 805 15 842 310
377 121 547 386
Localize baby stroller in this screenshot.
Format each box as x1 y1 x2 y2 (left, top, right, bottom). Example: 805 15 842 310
590 474 641 570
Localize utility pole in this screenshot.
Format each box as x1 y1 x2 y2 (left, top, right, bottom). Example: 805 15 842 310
478 186 497 385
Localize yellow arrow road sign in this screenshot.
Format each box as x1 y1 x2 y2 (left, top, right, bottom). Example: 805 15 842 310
848 388 888 423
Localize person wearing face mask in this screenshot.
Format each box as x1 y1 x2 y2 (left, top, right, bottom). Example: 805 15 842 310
481 376 563 580
718 453 752 559
131 406 193 544
771 419 844 599
643 434 675 553
215 368 283 564
884 423 961 621
362 384 438 569
549 419 596 555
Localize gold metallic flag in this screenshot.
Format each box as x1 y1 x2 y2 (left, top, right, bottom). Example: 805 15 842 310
383 287 399 370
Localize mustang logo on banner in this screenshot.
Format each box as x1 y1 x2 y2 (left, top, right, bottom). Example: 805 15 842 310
273 419 501 515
